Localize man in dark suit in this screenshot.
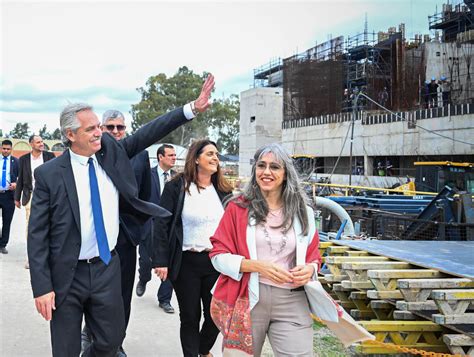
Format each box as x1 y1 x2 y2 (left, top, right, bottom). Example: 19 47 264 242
136 144 176 313
0 139 19 254
14 135 56 267
82 109 152 357
28 75 214 357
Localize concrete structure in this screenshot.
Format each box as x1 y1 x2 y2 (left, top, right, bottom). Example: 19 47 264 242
424 42 474 104
281 106 474 182
239 87 283 177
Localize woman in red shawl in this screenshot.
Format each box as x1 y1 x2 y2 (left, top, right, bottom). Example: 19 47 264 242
210 143 321 356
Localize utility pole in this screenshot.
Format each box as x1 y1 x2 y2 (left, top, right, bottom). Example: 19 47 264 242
348 92 360 188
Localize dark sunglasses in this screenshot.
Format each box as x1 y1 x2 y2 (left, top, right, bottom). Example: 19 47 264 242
105 124 126 132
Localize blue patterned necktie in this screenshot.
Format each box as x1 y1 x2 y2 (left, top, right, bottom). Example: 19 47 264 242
1 157 7 188
88 158 111 265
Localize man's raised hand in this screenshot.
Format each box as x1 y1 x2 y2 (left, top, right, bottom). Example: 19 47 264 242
194 74 215 113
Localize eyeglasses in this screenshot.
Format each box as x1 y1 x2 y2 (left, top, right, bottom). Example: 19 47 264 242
105 124 126 132
256 161 283 172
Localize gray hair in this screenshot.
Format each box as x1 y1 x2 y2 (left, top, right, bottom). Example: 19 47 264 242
60 103 93 147
233 143 309 235
102 109 125 125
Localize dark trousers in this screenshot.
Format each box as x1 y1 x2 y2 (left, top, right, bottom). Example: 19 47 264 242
172 251 220 357
138 242 173 303
0 191 15 248
115 234 137 329
51 253 125 357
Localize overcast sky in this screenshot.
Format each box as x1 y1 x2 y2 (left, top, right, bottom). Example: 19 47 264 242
1 0 444 134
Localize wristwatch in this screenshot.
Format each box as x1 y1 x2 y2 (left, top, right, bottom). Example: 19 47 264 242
190 101 199 116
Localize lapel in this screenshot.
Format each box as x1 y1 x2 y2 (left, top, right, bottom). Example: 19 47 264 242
10 156 18 181
59 150 81 231
25 153 32 184
95 146 126 197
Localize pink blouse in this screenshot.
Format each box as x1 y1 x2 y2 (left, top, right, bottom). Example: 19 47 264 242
255 208 297 289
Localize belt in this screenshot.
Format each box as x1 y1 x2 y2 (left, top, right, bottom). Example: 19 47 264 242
79 249 117 264
184 249 211 253
290 286 305 292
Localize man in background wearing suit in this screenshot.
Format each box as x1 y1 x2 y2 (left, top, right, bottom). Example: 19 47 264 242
0 139 19 254
136 144 176 314
82 109 152 357
28 75 214 357
14 135 56 268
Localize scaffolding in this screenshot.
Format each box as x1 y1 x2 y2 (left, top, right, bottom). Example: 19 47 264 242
429 0 474 42
253 2 474 121
282 36 345 121
253 58 283 88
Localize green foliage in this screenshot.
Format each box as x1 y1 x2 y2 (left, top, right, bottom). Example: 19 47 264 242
131 66 240 154
51 128 62 140
39 124 52 140
38 125 61 140
207 94 240 155
8 122 30 139
131 66 210 146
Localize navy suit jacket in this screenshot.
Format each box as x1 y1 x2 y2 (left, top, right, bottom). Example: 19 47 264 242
28 107 189 306
119 150 151 246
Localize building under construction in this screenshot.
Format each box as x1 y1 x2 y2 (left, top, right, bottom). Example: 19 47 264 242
253 0 474 121
241 0 474 182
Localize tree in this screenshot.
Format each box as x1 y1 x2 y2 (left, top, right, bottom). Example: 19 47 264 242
39 124 52 140
207 95 240 155
51 128 62 140
37 125 61 140
131 66 211 146
8 122 30 139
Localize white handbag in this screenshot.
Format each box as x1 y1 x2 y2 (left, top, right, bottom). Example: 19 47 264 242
304 280 375 346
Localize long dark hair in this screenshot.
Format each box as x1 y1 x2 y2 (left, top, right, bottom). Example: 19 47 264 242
181 139 232 194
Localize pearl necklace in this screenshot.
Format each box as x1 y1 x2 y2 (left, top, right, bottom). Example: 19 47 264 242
262 224 288 255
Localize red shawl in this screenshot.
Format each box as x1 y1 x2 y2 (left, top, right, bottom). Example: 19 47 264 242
209 201 321 355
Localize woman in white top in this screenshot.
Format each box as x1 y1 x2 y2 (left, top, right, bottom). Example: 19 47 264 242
153 139 232 357
209 143 321 356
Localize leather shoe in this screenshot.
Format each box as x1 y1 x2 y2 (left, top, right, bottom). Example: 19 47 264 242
0 247 8 254
116 346 127 357
136 281 146 297
81 326 92 354
159 302 175 314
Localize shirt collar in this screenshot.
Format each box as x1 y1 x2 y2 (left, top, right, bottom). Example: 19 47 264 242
69 149 97 167
157 165 169 176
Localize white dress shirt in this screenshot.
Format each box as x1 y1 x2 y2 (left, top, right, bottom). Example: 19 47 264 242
182 183 224 252
30 153 44 190
157 166 171 195
69 150 119 260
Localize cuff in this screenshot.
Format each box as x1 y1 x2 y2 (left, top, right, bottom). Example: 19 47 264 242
183 103 195 120
211 253 244 281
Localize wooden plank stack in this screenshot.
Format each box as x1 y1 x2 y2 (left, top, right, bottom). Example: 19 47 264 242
317 241 474 355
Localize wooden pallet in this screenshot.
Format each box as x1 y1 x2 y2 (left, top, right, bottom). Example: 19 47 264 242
443 334 474 356
432 289 474 325
358 320 449 354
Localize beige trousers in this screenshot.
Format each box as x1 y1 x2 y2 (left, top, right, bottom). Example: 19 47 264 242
25 196 32 239
251 283 314 357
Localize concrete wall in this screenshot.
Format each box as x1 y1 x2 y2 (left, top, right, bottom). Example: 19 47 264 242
239 87 283 177
424 42 474 103
281 113 474 160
